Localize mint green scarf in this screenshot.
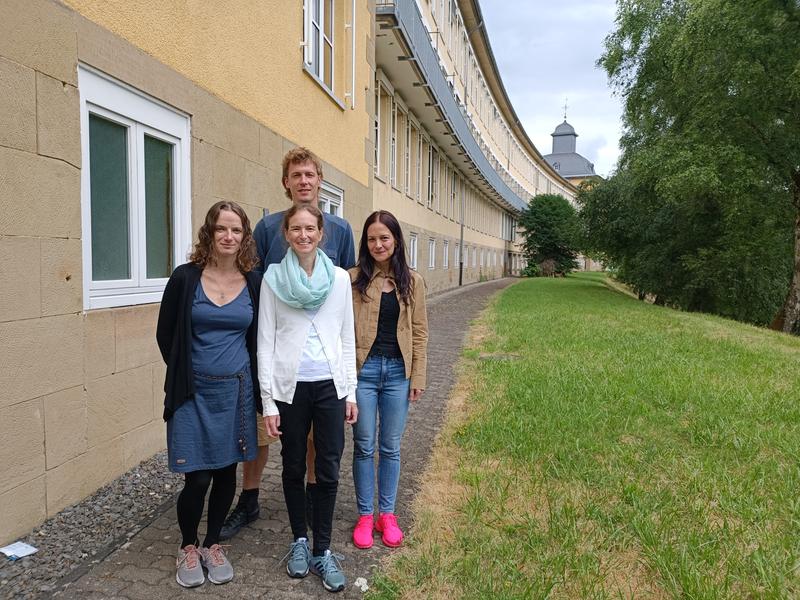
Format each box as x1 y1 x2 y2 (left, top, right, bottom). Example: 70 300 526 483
265 248 335 309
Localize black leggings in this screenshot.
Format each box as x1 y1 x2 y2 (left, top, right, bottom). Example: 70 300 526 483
177 463 237 548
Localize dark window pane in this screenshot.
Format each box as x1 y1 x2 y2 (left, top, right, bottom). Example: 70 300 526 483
144 135 173 279
89 114 130 280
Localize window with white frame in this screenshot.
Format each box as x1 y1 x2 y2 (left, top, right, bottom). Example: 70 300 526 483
454 242 460 266
376 82 392 180
373 84 380 175
415 130 423 201
472 246 477 267
420 137 430 205
480 248 484 268
390 99 397 188
443 240 449 269
427 146 438 209
428 238 436 269
450 170 457 220
304 0 334 91
404 116 411 194
319 181 344 217
409 233 418 269
79 66 191 310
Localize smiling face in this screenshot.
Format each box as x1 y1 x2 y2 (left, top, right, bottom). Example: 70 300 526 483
212 209 244 260
285 208 323 258
282 159 322 207
366 220 396 267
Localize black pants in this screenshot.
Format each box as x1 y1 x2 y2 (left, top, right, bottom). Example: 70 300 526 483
277 380 345 555
176 463 237 548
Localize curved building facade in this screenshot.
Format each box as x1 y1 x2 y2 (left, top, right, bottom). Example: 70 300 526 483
0 0 575 542
374 0 577 290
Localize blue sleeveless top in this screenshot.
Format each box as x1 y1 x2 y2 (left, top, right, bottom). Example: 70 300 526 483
191 283 252 376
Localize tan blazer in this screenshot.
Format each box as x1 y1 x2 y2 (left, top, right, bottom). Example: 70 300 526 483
348 268 428 390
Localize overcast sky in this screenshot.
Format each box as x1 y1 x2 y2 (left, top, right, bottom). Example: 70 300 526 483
480 1 623 177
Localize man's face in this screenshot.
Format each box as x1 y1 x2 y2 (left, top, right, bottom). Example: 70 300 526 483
283 160 321 207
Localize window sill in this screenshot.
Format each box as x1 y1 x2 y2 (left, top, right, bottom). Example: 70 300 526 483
85 287 165 310
303 66 347 110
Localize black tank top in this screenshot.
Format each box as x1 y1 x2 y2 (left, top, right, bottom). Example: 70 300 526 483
367 290 403 359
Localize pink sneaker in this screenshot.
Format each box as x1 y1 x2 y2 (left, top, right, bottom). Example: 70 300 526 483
352 514 374 549
375 513 404 547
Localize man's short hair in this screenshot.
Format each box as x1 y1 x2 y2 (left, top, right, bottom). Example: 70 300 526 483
282 147 324 200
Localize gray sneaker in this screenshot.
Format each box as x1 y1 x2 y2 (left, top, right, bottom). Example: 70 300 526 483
176 545 205 588
309 549 346 592
199 544 234 584
281 538 310 578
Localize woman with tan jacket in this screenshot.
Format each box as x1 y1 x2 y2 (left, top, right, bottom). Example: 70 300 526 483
349 210 428 549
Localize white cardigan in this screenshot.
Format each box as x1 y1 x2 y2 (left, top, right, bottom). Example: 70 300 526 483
257 267 357 416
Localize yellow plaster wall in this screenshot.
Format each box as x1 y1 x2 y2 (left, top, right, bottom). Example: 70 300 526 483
62 0 373 186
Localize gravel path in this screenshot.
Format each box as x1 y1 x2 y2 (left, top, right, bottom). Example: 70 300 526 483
1 277 514 600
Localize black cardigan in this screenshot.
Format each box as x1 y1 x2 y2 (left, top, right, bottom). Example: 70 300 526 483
155 263 263 421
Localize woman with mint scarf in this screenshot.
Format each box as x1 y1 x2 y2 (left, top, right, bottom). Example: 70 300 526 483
257 204 358 594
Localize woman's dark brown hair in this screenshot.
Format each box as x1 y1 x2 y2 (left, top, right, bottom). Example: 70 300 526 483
353 210 413 304
190 201 258 272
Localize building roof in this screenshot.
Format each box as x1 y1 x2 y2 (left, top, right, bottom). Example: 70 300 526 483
544 119 597 178
543 152 597 178
552 121 576 136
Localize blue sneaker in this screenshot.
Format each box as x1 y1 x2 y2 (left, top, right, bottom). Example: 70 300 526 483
281 538 310 578
309 549 346 592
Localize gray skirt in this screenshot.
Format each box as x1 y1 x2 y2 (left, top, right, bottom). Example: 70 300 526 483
167 369 257 473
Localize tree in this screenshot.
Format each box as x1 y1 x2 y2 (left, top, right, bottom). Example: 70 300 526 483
519 194 580 276
592 0 800 330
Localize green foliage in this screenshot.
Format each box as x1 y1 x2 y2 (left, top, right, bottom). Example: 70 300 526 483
519 193 580 276
521 262 540 278
580 0 800 326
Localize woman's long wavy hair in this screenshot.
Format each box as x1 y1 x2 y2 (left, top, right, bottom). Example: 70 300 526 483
190 201 259 272
353 210 413 304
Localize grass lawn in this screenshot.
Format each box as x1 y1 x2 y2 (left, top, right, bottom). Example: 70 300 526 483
370 273 800 599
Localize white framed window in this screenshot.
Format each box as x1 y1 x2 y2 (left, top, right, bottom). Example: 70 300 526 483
390 98 397 188
404 116 411 194
472 246 477 267
443 240 449 269
428 238 436 270
454 242 460 266
373 83 380 175
427 146 439 209
450 170 457 220
304 0 334 91
480 248 484 268
78 66 191 311
415 130 423 202
320 181 344 217
409 233 418 270
376 82 392 181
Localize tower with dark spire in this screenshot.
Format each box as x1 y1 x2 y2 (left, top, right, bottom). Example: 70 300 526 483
543 112 598 184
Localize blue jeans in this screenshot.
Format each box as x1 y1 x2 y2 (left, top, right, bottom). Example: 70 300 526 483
352 355 411 515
